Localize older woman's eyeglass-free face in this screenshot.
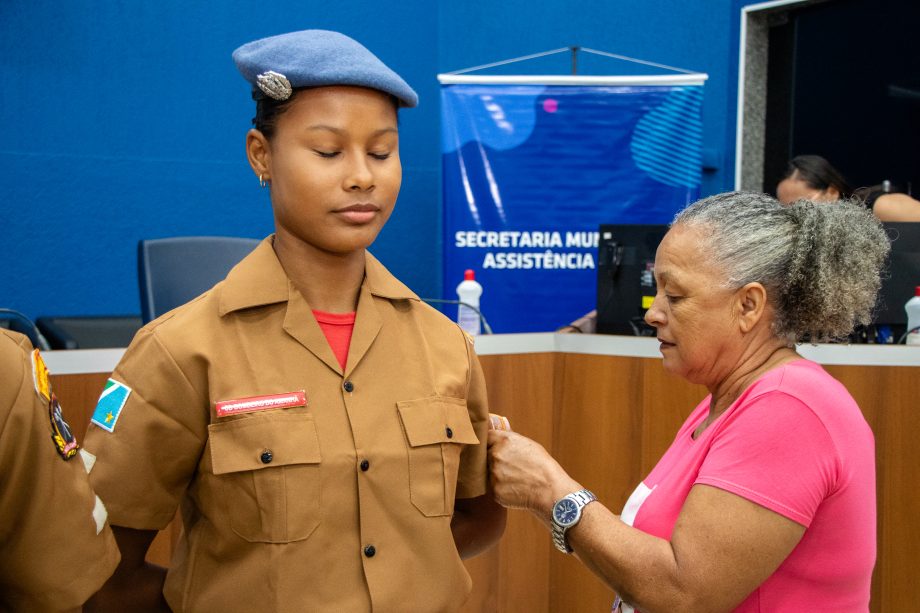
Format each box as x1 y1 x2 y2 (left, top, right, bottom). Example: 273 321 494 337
643 225 745 386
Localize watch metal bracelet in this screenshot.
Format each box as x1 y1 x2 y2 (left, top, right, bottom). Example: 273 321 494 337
567 489 595 506
551 488 597 553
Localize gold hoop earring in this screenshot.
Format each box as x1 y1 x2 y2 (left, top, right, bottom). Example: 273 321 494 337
259 174 268 189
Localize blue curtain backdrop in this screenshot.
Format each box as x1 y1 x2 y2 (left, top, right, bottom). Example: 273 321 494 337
441 81 705 333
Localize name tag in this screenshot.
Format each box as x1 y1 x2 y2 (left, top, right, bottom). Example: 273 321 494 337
215 391 307 417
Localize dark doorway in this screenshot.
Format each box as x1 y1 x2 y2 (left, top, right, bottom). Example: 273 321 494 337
763 0 920 196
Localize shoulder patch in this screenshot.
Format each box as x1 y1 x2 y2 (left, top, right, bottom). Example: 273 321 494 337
49 394 79 459
91 379 132 433
31 349 52 401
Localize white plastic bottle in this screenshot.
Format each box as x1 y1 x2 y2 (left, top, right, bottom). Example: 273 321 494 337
456 269 483 336
906 286 920 345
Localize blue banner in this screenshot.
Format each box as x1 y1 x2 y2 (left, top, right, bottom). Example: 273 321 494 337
441 82 704 333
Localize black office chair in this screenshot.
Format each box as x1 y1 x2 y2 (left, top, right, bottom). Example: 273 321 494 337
138 236 261 323
0 309 49 349
35 316 143 349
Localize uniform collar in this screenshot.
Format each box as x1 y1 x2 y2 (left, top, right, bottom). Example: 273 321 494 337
363 251 420 302
219 235 419 316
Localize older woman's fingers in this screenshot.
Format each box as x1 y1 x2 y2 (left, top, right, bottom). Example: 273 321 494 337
488 432 550 509
487 428 511 447
488 413 512 431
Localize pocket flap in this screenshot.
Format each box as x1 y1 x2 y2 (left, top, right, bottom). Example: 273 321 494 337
397 396 480 447
209 413 321 475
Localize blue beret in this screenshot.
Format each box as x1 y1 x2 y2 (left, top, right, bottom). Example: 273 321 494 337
232 30 418 108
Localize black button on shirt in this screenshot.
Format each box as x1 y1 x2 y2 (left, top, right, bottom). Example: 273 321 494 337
360 459 370 471
260 450 273 464
343 380 354 393
364 545 376 558
445 427 453 439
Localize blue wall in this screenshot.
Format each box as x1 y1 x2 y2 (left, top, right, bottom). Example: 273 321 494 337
1 0 749 320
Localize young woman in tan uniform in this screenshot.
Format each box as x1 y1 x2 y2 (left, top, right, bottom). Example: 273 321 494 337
85 30 505 612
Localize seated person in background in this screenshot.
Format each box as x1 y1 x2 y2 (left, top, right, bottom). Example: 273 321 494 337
778 154 920 221
853 182 920 222
558 309 597 333
776 154 852 203
0 329 120 611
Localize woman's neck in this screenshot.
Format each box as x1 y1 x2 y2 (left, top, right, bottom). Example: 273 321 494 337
708 339 799 416
272 234 365 313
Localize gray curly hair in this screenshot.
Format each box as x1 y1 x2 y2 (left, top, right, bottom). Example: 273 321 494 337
673 192 890 343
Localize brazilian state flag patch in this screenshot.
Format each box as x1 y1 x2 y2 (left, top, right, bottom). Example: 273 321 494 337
91 379 132 433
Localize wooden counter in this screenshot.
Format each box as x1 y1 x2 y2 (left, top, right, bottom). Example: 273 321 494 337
46 335 920 612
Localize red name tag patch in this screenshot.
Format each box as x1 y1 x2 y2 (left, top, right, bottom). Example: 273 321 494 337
215 391 307 417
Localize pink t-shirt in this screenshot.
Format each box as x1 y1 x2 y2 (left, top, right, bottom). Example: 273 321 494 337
620 359 875 612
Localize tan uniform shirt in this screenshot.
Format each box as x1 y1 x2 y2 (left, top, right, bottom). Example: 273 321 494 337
0 330 119 612
84 239 490 612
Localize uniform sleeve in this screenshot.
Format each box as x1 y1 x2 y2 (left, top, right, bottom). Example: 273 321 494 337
0 334 120 611
84 326 208 529
695 392 838 527
455 340 490 499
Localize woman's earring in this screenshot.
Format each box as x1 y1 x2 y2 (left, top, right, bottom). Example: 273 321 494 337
259 174 268 189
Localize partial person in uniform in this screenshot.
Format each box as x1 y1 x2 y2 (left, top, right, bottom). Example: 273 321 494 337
84 30 505 611
0 329 120 611
489 192 887 612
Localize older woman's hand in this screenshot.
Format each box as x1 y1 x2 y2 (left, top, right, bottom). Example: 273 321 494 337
487 430 582 524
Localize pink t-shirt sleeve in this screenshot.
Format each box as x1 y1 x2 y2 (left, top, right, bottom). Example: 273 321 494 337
696 392 839 527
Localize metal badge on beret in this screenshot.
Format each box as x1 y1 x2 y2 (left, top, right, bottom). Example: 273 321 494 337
256 70 293 100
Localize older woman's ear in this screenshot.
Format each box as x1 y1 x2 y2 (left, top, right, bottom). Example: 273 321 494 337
736 282 768 334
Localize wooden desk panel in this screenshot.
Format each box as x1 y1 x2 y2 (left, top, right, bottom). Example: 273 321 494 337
824 365 920 613
544 355 710 612
48 353 915 612
551 354 643 611
50 372 109 440
466 353 557 613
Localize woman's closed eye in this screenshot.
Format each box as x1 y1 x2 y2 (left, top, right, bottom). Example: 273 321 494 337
313 150 340 158
369 151 391 160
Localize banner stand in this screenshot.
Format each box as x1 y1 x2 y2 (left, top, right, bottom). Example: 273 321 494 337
439 48 708 333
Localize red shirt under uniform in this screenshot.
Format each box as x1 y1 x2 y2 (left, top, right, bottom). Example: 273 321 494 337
313 310 356 371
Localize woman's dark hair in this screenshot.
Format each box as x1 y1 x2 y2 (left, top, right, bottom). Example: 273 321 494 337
781 154 853 198
252 90 298 140
251 88 400 140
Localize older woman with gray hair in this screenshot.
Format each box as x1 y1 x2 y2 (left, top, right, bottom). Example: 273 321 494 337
489 192 889 612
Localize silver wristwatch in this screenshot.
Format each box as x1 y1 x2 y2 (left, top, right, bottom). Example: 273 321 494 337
550 488 597 553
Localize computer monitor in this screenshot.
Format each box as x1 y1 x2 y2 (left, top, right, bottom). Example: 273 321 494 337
596 224 668 336
595 221 919 340
874 223 920 334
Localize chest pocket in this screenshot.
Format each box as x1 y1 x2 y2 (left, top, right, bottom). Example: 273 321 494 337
397 396 479 517
208 413 322 543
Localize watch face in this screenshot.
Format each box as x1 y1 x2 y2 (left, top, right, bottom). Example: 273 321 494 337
553 498 579 527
